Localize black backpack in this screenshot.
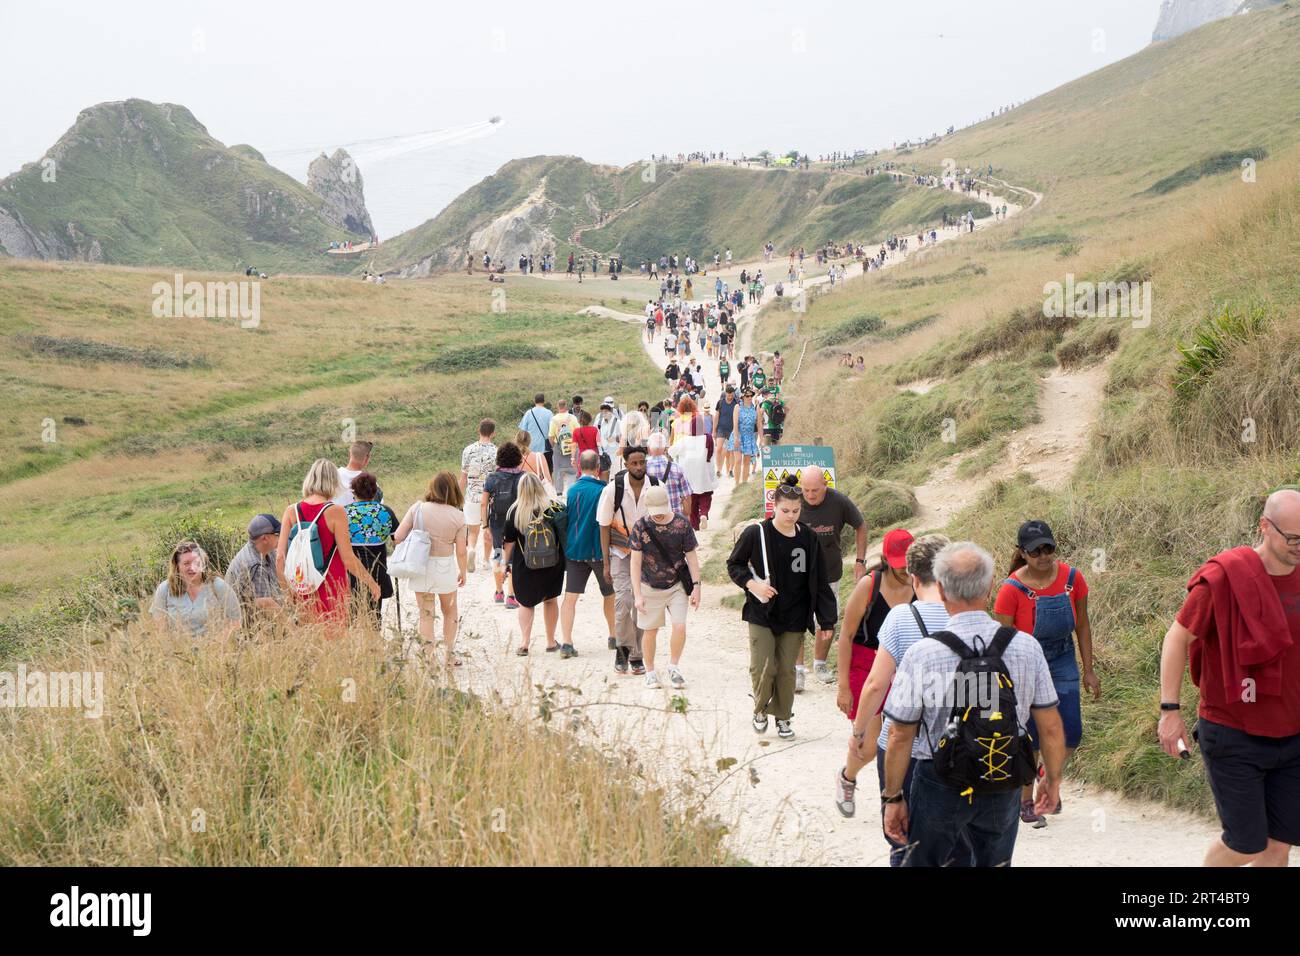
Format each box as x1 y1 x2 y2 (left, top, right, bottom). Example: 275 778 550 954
925 627 1037 796
487 471 523 529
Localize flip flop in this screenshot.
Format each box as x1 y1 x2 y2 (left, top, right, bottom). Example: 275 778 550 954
515 647 529 656
545 644 560 653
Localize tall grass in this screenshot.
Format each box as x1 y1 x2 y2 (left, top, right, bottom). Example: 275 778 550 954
0 622 730 865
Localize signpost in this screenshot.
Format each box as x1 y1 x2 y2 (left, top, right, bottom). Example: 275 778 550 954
760 444 836 518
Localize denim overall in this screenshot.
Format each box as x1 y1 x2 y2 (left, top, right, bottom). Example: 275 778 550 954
1004 566 1082 748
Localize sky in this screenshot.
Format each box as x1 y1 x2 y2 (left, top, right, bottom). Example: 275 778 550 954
1 0 1166 236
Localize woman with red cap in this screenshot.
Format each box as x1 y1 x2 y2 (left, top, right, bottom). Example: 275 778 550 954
834 528 916 809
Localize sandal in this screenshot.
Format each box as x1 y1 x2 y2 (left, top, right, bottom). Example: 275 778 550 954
545 644 560 653
515 646 529 656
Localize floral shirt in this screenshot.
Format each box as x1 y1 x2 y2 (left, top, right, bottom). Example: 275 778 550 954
629 515 698 589
346 500 397 546
461 441 498 504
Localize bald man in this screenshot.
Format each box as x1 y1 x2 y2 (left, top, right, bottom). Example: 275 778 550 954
1159 488 1300 867
795 466 868 687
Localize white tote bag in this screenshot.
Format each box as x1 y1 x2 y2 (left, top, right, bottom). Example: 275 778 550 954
389 502 433 579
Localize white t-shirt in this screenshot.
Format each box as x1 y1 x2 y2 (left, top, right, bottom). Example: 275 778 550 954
333 466 363 506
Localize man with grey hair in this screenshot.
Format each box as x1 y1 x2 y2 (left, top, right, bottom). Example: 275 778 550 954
1158 488 1300 867
882 541 1064 866
644 431 693 518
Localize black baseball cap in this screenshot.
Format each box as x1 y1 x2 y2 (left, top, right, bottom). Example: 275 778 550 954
1017 520 1056 552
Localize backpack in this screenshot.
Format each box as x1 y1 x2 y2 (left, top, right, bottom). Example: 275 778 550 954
555 417 575 456
519 510 560 570
284 503 337 596
487 471 523 529
925 627 1038 797
770 401 787 426
707 314 718 328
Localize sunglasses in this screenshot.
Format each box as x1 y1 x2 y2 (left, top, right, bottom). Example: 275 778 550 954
1025 544 1056 558
1265 516 1300 548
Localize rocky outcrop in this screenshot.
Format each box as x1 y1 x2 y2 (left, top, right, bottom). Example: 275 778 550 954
1152 0 1282 42
307 148 374 237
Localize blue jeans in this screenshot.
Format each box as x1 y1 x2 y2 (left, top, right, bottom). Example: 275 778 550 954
903 760 1021 867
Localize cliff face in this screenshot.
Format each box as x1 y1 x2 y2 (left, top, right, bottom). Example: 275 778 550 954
307 149 375 238
1152 0 1282 42
0 99 359 273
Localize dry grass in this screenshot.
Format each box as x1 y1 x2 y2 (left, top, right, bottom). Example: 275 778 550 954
0 619 731 866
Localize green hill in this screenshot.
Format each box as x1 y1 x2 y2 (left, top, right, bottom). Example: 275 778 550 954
0 100 363 275
765 3 1300 815
371 154 980 276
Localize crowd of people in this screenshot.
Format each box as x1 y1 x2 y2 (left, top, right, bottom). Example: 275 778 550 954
147 211 1299 871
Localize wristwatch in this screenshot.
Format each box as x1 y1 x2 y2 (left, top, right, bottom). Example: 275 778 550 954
855 558 867 566
1159 702 1181 711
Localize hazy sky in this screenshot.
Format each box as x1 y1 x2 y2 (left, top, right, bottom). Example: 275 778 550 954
1 0 1165 234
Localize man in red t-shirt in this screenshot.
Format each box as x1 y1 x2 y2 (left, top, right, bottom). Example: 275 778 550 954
1159 488 1300 866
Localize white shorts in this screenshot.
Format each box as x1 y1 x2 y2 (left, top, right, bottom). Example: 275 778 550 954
412 554 459 595
637 582 688 629
463 496 482 527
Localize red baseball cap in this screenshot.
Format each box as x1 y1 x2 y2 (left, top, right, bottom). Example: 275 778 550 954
881 528 915 569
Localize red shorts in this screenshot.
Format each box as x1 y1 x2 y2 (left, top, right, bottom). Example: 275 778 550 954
848 643 884 722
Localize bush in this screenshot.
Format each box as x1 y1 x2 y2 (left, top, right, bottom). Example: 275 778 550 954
1172 304 1268 403
416 343 556 374
25 335 210 370
860 481 918 529
816 314 884 348
1140 147 1268 197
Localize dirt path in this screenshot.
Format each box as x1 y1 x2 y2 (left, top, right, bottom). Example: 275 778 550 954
393 177 1221 866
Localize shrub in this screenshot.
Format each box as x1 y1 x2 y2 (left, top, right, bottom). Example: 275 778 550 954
416 343 556 374
816 314 884 347
1172 304 1268 403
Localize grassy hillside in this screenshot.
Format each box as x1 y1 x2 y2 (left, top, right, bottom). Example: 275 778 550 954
372 155 981 276
763 3 1300 815
0 258 662 634
0 100 360 275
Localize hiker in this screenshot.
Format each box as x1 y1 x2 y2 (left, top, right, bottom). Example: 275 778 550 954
842 535 956 866
151 541 242 638
344 472 398 627
224 513 284 627
595 397 623 477
1158 488 1300 867
519 393 553 473
393 472 467 667
332 441 374 507
598 446 657 676
992 520 1098 827
728 389 761 485
713 384 739 478
797 468 869 686
571 408 601 473
645 432 693 518
515 429 554 495
772 350 784 386
832 530 915 797
631 484 701 690
501 473 567 655
620 409 651 460
559 450 615 658
277 459 379 631
548 399 580 495
727 480 837 739
482 442 526 609
882 542 1062 867
459 418 498 573
669 395 716 531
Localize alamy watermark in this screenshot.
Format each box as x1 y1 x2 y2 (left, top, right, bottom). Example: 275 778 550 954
1043 273 1152 328
0 665 104 718
152 273 261 328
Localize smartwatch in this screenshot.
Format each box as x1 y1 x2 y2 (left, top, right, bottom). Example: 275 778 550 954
1159 702 1181 711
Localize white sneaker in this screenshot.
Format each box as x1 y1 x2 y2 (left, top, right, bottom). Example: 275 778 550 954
466 550 476 573
776 719 795 739
645 671 662 689
835 769 857 817
794 666 806 694
813 660 835 684
667 666 686 689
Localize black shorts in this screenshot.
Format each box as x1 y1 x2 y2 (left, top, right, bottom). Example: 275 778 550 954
1195 717 1300 854
565 558 614 597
